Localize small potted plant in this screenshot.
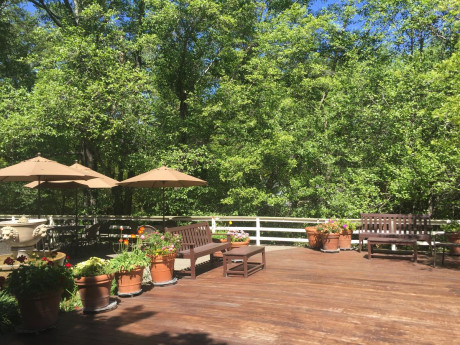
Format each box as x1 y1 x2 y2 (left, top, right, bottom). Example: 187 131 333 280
144 231 182 283
110 228 150 296
317 219 342 252
73 257 115 312
441 220 460 255
337 220 359 250
5 255 73 330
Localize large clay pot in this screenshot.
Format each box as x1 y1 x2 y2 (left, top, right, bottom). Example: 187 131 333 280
149 253 176 283
17 289 63 330
74 274 113 311
305 227 322 250
446 233 460 255
321 233 340 251
338 231 352 250
115 267 144 295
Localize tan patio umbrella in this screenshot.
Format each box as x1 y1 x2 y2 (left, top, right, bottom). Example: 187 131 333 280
25 162 118 223
118 166 207 228
0 154 96 217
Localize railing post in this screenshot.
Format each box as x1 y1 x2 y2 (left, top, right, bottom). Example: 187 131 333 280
256 217 261 245
211 217 216 233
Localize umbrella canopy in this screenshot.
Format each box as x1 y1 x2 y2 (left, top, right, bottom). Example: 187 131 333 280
118 166 207 228
0 154 94 182
24 162 118 223
0 154 96 217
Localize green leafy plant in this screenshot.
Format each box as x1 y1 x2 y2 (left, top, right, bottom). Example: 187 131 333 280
0 290 20 334
5 257 74 299
144 231 182 256
72 257 114 279
441 220 460 233
337 219 360 234
110 226 150 272
110 250 150 272
317 219 342 234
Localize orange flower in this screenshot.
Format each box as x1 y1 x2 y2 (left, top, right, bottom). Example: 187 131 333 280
131 234 136 238
123 239 129 245
139 226 145 231
138 229 144 235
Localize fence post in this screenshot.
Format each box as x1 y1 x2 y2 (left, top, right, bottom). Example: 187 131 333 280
211 217 216 233
256 217 261 245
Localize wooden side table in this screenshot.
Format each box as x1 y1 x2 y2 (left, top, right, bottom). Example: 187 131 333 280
223 246 266 278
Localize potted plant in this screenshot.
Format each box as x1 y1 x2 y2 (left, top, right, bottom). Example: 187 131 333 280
110 228 150 296
317 219 342 252
305 225 322 250
144 231 182 283
212 229 249 257
442 220 460 255
337 220 359 250
5 255 73 330
73 257 115 312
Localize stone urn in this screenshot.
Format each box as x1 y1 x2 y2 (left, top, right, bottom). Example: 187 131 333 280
0 216 48 258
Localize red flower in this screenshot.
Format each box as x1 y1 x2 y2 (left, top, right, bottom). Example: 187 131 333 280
65 262 72 268
47 260 55 266
66 255 70 260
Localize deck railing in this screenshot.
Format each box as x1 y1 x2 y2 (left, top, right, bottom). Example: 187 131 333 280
0 214 452 246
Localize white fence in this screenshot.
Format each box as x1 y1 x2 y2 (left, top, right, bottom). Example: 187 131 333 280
0 214 452 246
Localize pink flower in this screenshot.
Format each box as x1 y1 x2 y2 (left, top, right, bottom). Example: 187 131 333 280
141 235 145 239
343 224 347 228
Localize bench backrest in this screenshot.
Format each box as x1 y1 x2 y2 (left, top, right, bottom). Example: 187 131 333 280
165 222 212 251
360 213 431 236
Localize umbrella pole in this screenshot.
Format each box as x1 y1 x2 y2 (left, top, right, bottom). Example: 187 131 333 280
38 176 41 218
162 185 165 230
75 189 78 225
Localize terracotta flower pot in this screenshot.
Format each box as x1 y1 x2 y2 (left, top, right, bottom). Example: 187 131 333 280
321 233 340 251
115 267 144 295
16 289 63 330
149 253 176 283
305 227 322 250
446 233 460 255
338 231 352 250
74 274 113 312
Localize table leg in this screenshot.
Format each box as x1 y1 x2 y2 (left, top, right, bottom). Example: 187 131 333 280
262 249 266 269
368 242 372 260
223 256 228 277
243 256 248 278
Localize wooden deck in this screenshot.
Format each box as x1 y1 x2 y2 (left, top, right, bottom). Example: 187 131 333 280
4 247 460 345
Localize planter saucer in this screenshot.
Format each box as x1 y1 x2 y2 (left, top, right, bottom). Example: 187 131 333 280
320 249 340 253
153 277 178 286
118 289 143 297
83 299 118 314
339 247 355 251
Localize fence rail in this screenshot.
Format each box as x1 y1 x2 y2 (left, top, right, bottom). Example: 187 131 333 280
0 214 454 246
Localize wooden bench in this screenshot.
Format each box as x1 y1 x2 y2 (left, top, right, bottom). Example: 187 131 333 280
165 222 231 279
223 246 266 278
367 237 418 262
358 213 432 254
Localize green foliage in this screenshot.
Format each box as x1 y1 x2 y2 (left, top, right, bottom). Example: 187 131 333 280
143 231 182 256
110 250 150 272
0 290 20 334
5 258 74 299
0 0 458 219
73 257 114 278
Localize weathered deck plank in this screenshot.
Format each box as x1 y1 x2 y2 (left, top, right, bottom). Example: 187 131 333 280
3 247 460 345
